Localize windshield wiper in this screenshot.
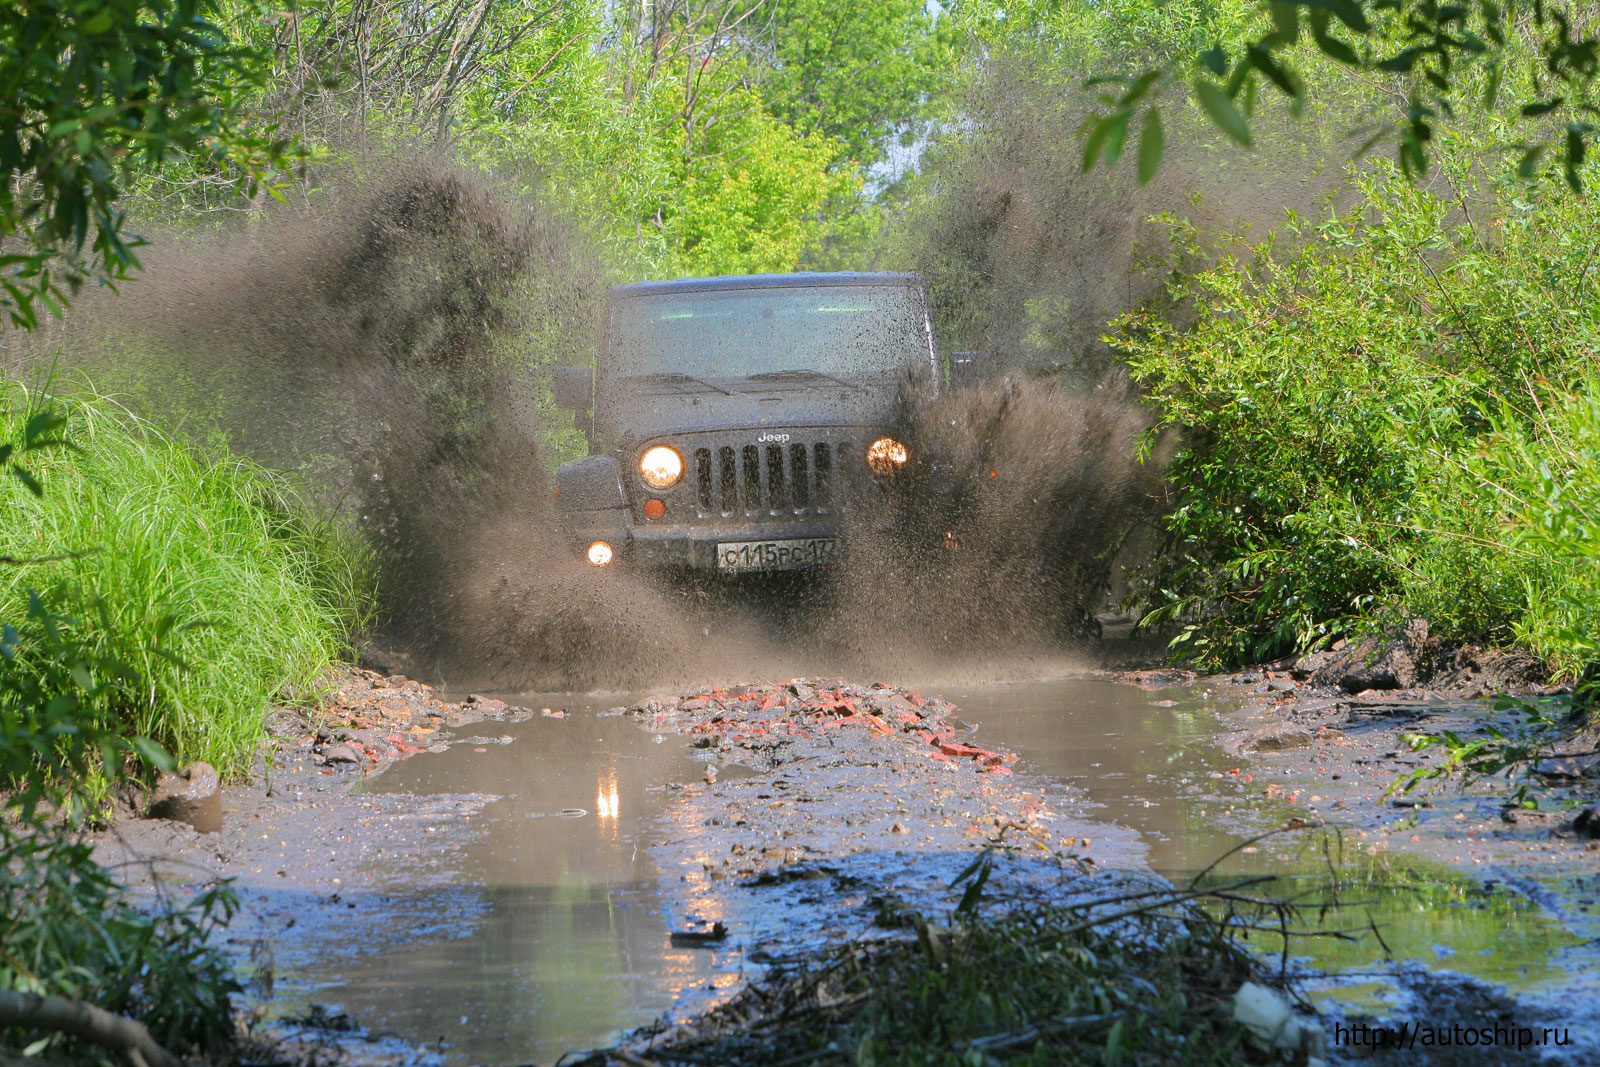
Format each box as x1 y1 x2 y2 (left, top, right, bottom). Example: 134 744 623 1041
744 369 865 391
623 372 735 396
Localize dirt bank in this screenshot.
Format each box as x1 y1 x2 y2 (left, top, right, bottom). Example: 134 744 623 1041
1140 636 1600 875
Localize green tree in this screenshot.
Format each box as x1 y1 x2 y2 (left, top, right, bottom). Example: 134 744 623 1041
0 0 290 328
671 95 860 274
765 0 952 169
1073 0 1600 188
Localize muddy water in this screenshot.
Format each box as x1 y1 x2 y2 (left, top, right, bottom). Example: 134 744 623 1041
290 696 729 1064
939 679 1263 872
940 681 1585 991
290 678 1585 1065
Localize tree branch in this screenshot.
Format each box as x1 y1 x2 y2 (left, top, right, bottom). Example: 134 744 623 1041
0 989 181 1067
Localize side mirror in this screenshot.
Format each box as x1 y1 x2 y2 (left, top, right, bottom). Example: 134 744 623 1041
553 365 593 411
948 351 984 389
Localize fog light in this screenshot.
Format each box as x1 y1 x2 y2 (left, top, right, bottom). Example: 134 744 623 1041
866 436 909 475
587 541 613 567
643 498 666 520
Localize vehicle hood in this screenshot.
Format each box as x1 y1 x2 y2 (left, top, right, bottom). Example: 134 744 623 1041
596 378 912 440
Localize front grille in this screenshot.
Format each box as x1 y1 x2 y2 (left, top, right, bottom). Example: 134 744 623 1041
691 440 847 518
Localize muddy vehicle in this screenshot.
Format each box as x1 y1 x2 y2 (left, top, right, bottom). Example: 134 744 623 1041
552 272 955 574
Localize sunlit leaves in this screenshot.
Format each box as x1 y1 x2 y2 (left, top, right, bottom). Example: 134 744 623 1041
669 99 861 276
0 0 291 330
1078 0 1600 192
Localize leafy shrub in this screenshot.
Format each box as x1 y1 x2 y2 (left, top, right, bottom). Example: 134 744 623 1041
0 408 242 1064
0 828 241 1062
1119 151 1600 669
1475 382 1600 675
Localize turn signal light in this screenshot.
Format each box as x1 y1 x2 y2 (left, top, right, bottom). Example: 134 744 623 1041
643 498 666 520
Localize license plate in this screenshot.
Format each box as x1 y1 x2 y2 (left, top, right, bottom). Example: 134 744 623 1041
716 537 838 572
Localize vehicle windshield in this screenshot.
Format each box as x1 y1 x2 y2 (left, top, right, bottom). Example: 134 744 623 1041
606 285 930 381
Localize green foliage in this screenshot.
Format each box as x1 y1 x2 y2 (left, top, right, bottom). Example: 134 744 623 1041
765 0 953 169
1476 382 1600 672
0 404 175 817
1077 0 1600 190
0 383 374 775
1120 149 1600 668
670 97 863 275
452 2 874 279
154 0 908 281
0 827 241 1062
190 0 970 280
1390 695 1567 807
0 587 177 818
0 0 291 327
0 400 243 1065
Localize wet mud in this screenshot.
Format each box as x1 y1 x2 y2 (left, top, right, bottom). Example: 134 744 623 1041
610 681 1141 955
1194 664 1599 873
90 669 549 1063
1157 657 1600 1065
86 654 1600 1067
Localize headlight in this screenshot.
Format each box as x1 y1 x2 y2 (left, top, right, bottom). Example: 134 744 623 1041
639 445 684 489
866 437 909 475
587 541 614 566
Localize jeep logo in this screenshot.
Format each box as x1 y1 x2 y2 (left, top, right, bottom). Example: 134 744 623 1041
757 432 791 444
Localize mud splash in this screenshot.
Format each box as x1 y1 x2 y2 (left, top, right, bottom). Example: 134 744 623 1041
22 157 1165 693
832 373 1159 660
457 370 1162 690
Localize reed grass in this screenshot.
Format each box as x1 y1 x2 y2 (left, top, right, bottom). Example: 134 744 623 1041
0 381 374 776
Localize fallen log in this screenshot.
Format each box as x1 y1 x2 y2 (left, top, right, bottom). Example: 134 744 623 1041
0 989 181 1067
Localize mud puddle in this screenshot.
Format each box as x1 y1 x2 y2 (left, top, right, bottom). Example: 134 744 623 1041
286 693 732 1065
279 677 1593 1065
919 681 1592 1027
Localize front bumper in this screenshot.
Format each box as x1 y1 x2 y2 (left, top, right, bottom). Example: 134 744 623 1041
560 508 845 574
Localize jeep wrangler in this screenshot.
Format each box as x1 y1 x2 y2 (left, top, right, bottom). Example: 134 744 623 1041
552 272 960 575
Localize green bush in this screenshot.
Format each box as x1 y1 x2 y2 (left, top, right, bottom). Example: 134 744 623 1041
0 827 241 1062
1119 150 1600 669
0 404 244 1064
0 382 373 775
1476 382 1600 675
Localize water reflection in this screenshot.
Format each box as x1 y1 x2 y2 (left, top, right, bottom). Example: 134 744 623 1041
291 694 721 1065
939 679 1583 996
597 775 620 823
937 678 1261 873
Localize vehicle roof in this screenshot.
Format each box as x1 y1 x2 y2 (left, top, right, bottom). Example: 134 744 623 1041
609 271 925 299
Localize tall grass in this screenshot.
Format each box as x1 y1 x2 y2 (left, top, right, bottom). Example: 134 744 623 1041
0 381 374 775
